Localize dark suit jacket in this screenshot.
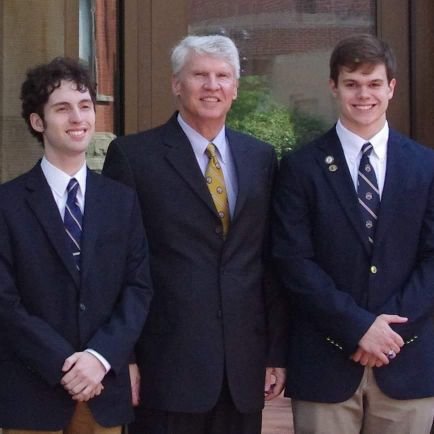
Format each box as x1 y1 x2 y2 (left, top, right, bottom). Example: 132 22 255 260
102 113 287 413
0 163 153 429
273 127 434 403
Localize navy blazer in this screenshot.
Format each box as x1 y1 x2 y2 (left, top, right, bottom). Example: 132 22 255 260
103 113 288 413
0 163 153 429
273 127 434 402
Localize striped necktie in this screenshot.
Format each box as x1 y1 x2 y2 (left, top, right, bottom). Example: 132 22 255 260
205 143 230 238
64 178 83 270
357 142 380 247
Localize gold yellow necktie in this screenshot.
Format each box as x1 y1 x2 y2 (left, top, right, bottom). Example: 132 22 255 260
205 143 230 237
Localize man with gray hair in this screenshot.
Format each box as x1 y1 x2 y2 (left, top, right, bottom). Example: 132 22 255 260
103 34 287 434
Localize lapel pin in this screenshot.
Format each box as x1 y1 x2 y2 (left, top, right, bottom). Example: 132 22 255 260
329 164 338 172
325 155 334 164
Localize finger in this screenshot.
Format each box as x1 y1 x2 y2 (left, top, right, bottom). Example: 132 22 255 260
61 375 78 390
382 314 408 324
374 351 390 365
72 384 98 402
359 352 370 366
271 380 285 398
375 359 384 368
132 389 140 406
264 371 273 393
62 353 79 372
69 381 89 396
351 348 363 363
390 330 405 347
265 385 279 401
366 355 379 368
390 342 402 353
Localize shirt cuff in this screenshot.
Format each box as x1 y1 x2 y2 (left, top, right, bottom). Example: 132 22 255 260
85 349 111 373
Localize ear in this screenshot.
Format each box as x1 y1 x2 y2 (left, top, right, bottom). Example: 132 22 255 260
233 81 238 100
29 113 45 133
329 78 338 97
388 78 397 99
171 74 181 97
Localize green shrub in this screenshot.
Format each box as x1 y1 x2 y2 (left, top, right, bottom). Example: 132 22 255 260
227 75 328 158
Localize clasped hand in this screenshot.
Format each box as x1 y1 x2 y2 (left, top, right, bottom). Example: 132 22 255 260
61 351 106 402
351 314 407 367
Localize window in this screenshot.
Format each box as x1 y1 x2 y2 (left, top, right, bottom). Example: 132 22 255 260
188 0 376 156
79 0 120 170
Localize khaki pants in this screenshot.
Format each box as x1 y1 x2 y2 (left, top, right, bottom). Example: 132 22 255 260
3 402 121 434
292 367 434 434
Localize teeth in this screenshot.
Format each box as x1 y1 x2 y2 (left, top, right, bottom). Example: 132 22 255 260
202 97 218 102
68 130 85 136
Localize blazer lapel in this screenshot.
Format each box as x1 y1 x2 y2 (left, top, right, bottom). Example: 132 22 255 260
80 169 103 283
317 129 371 254
163 114 219 217
227 129 250 223
374 131 411 247
25 163 80 286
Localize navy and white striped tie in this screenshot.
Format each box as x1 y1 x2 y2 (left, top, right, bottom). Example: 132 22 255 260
357 142 380 247
64 178 83 270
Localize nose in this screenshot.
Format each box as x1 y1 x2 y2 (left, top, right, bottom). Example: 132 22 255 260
204 74 219 90
69 107 83 122
357 86 369 98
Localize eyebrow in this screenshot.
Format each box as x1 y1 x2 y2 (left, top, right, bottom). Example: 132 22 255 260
50 98 93 107
342 77 384 83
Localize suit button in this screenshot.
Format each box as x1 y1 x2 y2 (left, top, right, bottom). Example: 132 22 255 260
370 265 378 274
215 226 223 234
79 303 86 312
217 309 222 318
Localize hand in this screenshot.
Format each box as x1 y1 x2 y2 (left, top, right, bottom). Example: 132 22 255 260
351 347 385 367
61 352 107 402
358 314 407 364
264 367 286 401
129 363 141 406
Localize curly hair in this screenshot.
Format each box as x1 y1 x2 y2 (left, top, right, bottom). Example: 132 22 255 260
20 57 97 145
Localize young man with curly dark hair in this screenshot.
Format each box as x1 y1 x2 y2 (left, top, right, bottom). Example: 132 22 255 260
0 57 153 434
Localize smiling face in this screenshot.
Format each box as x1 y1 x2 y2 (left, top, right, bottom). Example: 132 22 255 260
30 80 95 170
172 53 238 139
330 63 396 139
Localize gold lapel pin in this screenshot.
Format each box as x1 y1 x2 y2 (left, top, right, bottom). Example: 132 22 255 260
329 164 338 172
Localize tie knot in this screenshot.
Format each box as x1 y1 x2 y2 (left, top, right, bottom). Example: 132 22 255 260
67 178 79 197
205 143 217 159
361 142 373 156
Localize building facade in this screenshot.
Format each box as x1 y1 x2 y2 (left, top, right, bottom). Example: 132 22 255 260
0 0 433 181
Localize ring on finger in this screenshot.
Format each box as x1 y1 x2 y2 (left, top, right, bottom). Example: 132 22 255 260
387 350 396 359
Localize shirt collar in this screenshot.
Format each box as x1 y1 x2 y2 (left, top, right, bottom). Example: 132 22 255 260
336 119 389 161
41 156 87 197
177 113 228 162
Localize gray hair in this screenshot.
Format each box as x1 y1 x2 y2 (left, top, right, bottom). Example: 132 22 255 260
171 34 240 79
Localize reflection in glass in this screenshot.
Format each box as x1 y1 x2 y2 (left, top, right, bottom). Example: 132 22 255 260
188 0 376 156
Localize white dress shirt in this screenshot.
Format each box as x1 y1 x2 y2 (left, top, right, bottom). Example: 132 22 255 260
40 157 110 372
336 119 388 198
177 113 238 216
